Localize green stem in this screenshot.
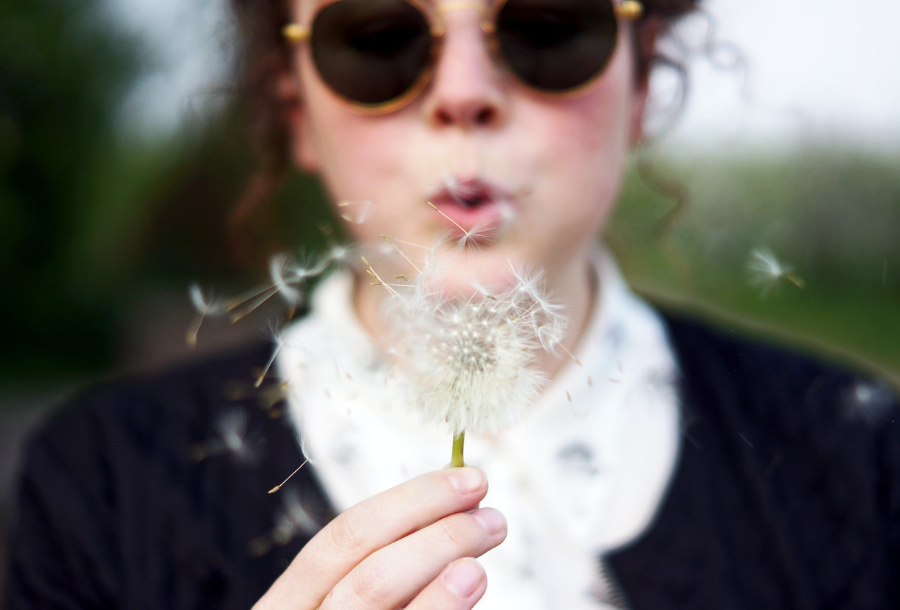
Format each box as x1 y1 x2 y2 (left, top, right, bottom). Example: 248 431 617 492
450 432 466 468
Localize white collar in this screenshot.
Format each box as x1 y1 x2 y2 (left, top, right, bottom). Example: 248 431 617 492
278 248 681 609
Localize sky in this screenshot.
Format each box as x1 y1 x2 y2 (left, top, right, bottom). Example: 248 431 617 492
111 0 900 154
663 0 900 154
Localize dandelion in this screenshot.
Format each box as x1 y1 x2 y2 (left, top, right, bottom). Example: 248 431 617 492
746 247 805 297
373 255 567 466
186 284 230 347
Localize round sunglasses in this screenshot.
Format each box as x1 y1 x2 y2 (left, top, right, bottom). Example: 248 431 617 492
283 0 644 114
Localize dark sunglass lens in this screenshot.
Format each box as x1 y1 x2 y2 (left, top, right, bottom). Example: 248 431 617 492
311 0 432 106
496 0 617 92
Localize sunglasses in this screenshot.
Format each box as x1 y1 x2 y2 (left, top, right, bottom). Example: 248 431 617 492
283 0 644 114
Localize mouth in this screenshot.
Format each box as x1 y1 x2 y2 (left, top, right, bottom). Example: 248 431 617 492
427 178 515 243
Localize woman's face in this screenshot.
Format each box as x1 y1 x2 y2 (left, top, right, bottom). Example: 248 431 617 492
286 0 647 294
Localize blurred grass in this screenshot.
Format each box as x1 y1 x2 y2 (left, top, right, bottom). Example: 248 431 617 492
607 150 900 387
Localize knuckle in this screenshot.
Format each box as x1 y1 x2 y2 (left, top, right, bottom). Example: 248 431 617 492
347 562 393 606
327 512 369 558
438 516 472 554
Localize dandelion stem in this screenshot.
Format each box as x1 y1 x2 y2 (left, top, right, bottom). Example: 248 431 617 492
450 432 466 468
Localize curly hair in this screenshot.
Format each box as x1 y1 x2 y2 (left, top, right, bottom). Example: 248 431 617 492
227 0 701 228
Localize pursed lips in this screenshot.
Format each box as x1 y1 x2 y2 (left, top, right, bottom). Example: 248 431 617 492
427 178 515 238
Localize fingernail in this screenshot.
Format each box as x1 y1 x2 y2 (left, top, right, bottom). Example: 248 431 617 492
443 559 484 599
470 508 506 535
449 467 484 495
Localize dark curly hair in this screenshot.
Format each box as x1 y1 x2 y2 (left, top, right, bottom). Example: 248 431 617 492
227 0 701 229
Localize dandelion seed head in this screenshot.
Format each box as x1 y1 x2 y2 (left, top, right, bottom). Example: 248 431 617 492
385 258 567 436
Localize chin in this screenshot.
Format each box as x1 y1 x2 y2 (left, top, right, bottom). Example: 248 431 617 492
422 242 539 299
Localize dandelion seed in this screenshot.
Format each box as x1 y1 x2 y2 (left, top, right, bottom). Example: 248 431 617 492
227 285 282 323
192 407 259 465
271 252 329 310
280 488 320 537
510 264 567 352
843 380 894 423
256 323 287 388
268 458 310 494
498 199 517 225
336 200 373 225
270 254 302 307
186 284 229 347
215 408 258 464
426 202 494 249
381 235 422 273
325 242 355 267
746 247 805 297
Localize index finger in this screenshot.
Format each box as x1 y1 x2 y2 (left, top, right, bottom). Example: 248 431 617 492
255 467 487 609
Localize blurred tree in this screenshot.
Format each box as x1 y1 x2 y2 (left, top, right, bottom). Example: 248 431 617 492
0 0 152 385
0 0 897 390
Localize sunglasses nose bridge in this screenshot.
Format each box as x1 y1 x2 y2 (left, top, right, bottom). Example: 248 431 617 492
423 8 506 129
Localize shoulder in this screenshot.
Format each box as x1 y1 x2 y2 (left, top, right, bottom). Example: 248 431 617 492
43 341 274 439
662 310 897 422
8 342 321 609
660 310 900 480
17 342 279 492
665 310 900 561
611 309 900 607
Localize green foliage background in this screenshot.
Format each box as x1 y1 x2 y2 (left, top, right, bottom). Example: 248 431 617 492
1 0 898 394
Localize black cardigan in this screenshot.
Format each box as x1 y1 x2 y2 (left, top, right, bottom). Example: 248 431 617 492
7 313 900 609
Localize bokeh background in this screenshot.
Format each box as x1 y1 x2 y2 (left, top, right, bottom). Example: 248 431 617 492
2 0 899 596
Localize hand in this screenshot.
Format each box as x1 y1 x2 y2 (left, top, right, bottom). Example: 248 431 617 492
254 467 506 609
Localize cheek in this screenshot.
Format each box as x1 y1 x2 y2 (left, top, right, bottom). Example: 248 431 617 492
534 72 633 223
543 52 634 168
297 52 411 205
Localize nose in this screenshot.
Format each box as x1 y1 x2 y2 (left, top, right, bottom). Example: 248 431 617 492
422 6 506 130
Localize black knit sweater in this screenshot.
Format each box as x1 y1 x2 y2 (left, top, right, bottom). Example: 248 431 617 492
7 313 900 609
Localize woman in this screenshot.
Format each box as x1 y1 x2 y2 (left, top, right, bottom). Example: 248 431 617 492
8 0 900 608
